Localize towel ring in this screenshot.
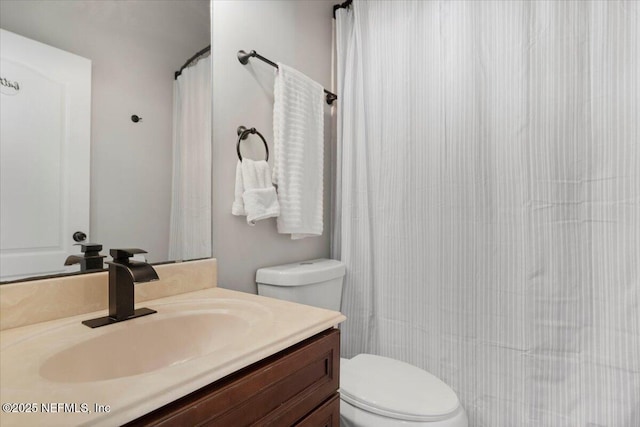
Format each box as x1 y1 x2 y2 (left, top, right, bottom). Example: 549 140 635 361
236 126 269 162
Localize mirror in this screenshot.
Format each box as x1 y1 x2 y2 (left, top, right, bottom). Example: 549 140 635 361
0 0 211 282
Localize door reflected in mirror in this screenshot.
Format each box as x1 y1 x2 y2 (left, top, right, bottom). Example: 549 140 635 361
0 0 211 282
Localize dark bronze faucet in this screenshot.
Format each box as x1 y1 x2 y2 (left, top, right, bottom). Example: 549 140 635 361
82 248 159 328
64 243 106 272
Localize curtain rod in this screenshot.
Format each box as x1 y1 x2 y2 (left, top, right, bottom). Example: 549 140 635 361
333 0 352 19
237 49 338 105
175 45 211 80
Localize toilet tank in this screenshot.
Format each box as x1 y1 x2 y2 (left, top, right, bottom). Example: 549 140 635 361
256 259 346 311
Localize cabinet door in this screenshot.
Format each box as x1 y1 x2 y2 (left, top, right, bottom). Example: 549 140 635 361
295 394 340 427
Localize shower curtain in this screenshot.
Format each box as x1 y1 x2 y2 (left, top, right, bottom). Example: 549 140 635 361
334 1 639 426
169 54 212 261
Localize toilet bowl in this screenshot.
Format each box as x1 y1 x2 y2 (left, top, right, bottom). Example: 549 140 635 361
256 259 468 427
339 355 468 427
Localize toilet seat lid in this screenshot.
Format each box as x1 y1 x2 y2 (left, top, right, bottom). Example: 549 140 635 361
340 354 461 422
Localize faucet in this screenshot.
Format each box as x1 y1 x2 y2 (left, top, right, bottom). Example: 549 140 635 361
82 248 159 328
64 243 106 272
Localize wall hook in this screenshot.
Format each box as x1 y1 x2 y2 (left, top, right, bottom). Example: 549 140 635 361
131 115 142 123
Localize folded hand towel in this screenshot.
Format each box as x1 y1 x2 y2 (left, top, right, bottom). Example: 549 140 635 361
273 63 324 239
231 159 279 225
232 160 246 216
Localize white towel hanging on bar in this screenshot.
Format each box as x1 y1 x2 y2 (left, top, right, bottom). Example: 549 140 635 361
272 63 324 239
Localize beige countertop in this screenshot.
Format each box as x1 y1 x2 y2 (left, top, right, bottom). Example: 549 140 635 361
0 287 346 427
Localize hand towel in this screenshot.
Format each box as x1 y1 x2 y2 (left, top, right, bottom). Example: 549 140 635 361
231 159 279 225
273 63 324 239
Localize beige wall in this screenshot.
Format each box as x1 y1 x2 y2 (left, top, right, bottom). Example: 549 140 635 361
212 0 335 293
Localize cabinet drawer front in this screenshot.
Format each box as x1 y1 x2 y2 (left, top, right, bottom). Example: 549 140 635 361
294 393 340 427
128 328 340 427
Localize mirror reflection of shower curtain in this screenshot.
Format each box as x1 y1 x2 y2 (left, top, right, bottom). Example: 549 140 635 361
335 1 639 426
169 54 211 261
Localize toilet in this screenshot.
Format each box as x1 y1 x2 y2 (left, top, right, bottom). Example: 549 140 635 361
256 259 468 427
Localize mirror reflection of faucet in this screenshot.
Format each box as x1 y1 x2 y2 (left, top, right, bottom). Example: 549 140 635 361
82 248 159 328
64 243 106 272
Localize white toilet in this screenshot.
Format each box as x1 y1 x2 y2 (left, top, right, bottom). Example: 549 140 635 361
256 259 468 427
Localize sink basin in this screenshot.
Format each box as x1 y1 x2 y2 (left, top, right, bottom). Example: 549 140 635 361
2 298 272 384
41 311 250 383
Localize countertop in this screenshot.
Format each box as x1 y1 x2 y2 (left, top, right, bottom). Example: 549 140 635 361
0 287 346 426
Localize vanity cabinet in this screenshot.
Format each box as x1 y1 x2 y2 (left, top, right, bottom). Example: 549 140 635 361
126 328 340 427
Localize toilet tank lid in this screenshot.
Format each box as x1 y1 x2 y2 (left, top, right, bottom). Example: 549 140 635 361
340 354 461 422
256 259 345 286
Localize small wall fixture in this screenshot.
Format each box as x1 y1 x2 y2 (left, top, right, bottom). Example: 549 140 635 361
131 115 142 123
236 126 269 162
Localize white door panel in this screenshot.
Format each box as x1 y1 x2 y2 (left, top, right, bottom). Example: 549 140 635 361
0 29 91 281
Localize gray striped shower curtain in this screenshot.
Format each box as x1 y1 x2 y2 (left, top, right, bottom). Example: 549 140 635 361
333 1 639 426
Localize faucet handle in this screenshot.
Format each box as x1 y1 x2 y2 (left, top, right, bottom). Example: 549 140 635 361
74 243 103 255
110 248 148 262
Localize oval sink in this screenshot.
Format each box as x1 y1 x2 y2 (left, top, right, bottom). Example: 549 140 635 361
40 312 248 383
21 299 274 384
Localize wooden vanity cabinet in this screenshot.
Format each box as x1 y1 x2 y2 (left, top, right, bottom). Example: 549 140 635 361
126 328 340 427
